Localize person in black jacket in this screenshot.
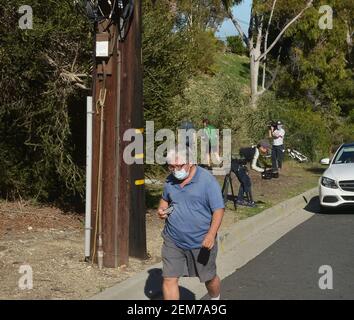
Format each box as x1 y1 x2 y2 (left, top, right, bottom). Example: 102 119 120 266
179 118 195 148
231 140 271 207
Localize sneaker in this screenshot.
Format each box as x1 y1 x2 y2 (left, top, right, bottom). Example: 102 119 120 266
245 201 257 208
235 199 247 206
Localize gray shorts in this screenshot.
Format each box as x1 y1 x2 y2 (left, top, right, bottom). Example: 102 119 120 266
161 232 218 283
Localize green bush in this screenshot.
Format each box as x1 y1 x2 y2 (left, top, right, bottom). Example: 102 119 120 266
226 35 248 56
334 118 354 145
348 109 354 124
143 2 223 130
0 0 91 207
167 72 248 154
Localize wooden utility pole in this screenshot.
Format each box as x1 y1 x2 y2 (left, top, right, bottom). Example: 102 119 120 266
118 1 147 260
90 0 146 268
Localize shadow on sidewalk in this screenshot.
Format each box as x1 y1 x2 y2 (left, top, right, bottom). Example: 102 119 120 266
144 268 196 300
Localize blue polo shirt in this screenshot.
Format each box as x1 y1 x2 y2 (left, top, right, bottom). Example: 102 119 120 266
162 166 225 250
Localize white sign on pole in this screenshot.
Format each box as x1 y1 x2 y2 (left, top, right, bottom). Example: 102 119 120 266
96 41 109 58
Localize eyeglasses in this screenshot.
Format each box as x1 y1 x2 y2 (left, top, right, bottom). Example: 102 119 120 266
168 164 186 172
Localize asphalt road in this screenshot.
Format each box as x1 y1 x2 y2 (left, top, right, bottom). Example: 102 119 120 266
213 197 354 300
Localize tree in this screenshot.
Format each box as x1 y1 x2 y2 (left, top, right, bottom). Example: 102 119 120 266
272 0 353 115
271 0 353 148
143 1 223 129
226 35 248 55
0 0 92 204
142 1 192 129
0 0 224 203
173 0 229 31
222 0 314 107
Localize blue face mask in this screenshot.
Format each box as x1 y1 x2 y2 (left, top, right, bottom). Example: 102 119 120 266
173 168 189 180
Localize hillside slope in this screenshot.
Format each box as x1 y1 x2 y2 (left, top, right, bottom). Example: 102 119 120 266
215 53 250 87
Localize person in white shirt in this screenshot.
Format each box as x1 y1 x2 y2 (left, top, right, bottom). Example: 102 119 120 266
269 120 285 176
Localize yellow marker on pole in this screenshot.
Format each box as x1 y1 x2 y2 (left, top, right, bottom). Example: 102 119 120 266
135 179 145 186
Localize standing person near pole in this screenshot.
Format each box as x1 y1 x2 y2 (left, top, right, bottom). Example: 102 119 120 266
202 119 221 168
269 120 285 177
157 147 225 300
179 118 195 148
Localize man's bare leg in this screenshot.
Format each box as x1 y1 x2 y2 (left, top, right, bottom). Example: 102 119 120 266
205 275 221 299
163 277 179 300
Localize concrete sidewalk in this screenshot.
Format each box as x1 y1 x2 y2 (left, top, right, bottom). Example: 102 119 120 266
90 188 317 300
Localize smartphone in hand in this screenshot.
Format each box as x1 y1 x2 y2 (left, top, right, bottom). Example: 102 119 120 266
197 247 210 265
164 206 174 216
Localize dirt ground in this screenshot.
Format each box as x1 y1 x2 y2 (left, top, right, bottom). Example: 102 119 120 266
0 162 323 299
0 204 164 300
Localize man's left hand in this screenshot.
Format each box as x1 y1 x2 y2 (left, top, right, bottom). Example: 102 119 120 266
202 233 215 250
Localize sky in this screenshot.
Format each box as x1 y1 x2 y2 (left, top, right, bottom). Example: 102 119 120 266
216 0 252 39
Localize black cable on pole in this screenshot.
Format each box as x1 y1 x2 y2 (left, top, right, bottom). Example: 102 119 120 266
75 0 134 41
117 0 134 41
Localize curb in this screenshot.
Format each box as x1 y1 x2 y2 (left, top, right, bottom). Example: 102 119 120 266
90 187 317 300
218 187 317 256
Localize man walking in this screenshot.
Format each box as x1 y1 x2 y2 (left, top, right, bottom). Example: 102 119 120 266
158 148 225 300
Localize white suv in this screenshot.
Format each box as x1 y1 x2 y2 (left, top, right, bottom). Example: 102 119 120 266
319 142 354 212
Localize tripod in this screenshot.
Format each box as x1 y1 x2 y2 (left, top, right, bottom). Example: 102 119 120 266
221 171 237 210
223 163 256 209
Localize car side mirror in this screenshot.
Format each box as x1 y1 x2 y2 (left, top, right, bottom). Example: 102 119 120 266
320 158 330 165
